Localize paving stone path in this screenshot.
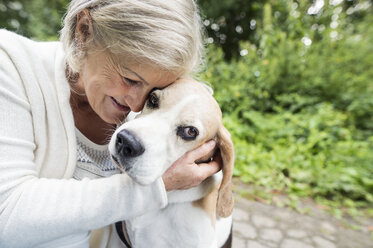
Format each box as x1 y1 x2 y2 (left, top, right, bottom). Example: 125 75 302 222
231 185 373 248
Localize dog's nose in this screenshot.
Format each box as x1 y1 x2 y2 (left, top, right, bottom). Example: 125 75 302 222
116 130 145 158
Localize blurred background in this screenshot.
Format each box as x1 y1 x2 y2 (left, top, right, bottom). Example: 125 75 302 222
1 0 372 220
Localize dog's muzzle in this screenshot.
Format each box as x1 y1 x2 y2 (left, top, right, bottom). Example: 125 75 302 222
113 129 145 170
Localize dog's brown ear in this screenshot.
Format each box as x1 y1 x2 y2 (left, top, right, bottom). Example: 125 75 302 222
216 125 234 217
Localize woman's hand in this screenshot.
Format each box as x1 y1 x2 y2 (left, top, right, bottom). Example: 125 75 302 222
162 140 221 191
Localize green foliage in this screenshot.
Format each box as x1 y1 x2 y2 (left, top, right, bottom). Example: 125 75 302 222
0 0 68 40
24 0 68 40
0 1 29 36
197 0 373 60
223 106 373 207
202 1 373 215
197 0 263 60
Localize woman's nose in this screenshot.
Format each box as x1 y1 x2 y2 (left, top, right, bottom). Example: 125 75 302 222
126 93 147 112
129 101 145 112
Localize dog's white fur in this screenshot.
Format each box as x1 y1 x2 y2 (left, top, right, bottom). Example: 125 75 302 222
108 79 234 248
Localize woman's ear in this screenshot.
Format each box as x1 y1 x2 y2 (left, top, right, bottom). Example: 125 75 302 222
216 125 234 218
75 9 93 46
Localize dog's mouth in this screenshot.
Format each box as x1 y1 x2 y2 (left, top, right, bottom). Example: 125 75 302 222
111 154 156 185
110 155 132 172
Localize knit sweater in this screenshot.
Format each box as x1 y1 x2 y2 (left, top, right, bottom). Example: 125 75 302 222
0 29 167 247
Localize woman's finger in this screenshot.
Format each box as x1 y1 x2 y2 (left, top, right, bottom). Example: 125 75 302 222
195 160 221 181
185 139 216 162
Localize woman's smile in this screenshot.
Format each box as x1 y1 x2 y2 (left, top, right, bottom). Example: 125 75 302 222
110 96 130 112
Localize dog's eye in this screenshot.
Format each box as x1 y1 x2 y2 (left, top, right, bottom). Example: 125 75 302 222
177 126 199 141
147 93 159 109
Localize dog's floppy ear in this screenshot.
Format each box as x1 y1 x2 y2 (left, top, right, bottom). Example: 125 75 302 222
216 125 234 217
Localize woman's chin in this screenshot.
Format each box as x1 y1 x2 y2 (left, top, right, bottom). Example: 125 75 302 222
102 111 129 124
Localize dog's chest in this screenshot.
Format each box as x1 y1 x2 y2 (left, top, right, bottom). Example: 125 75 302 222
126 202 216 248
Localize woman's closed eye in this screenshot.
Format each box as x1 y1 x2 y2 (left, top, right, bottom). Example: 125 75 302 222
123 77 140 86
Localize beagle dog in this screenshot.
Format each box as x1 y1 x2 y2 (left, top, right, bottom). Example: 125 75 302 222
108 78 234 248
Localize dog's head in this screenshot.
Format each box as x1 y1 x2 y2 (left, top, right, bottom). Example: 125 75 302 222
108 78 234 217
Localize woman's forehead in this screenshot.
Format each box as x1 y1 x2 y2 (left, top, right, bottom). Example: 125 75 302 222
117 61 179 87
99 51 179 88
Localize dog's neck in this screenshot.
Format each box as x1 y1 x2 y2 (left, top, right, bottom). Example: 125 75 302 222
166 171 222 204
126 171 222 231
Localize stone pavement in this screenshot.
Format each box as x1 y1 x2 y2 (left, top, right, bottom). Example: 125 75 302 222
231 185 373 248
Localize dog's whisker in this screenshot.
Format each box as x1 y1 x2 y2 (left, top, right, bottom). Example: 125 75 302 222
110 155 126 172
114 116 126 127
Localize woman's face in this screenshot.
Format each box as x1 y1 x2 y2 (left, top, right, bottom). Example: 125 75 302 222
76 51 178 124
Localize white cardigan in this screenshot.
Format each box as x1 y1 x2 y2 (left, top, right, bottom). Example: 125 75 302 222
0 29 167 247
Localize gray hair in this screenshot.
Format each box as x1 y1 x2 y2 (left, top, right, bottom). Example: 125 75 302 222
60 0 205 76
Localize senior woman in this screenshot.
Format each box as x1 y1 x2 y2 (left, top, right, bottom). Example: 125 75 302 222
0 0 221 247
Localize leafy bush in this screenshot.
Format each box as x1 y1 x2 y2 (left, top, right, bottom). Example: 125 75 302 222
0 0 68 40
202 3 373 214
